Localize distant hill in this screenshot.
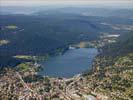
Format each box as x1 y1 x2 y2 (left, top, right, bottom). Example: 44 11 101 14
1 6 133 18
36 7 133 18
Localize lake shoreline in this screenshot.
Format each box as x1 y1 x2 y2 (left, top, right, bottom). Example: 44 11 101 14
38 47 98 78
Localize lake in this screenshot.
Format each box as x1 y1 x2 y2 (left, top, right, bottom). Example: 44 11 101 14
39 48 98 78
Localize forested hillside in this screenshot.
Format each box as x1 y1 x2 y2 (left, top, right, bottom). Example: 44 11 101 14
81 32 133 100
0 13 132 56
102 32 133 56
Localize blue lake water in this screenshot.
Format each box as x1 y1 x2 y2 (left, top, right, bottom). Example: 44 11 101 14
39 48 98 78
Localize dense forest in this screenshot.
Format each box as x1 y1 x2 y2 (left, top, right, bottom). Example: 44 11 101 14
102 32 133 56
0 14 132 56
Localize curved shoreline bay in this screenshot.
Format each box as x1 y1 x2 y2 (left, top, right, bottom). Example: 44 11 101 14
39 48 98 78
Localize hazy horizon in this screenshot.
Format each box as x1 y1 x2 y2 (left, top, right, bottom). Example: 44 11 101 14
1 0 133 8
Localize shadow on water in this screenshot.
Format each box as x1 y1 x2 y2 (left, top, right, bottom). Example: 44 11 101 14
39 48 98 78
